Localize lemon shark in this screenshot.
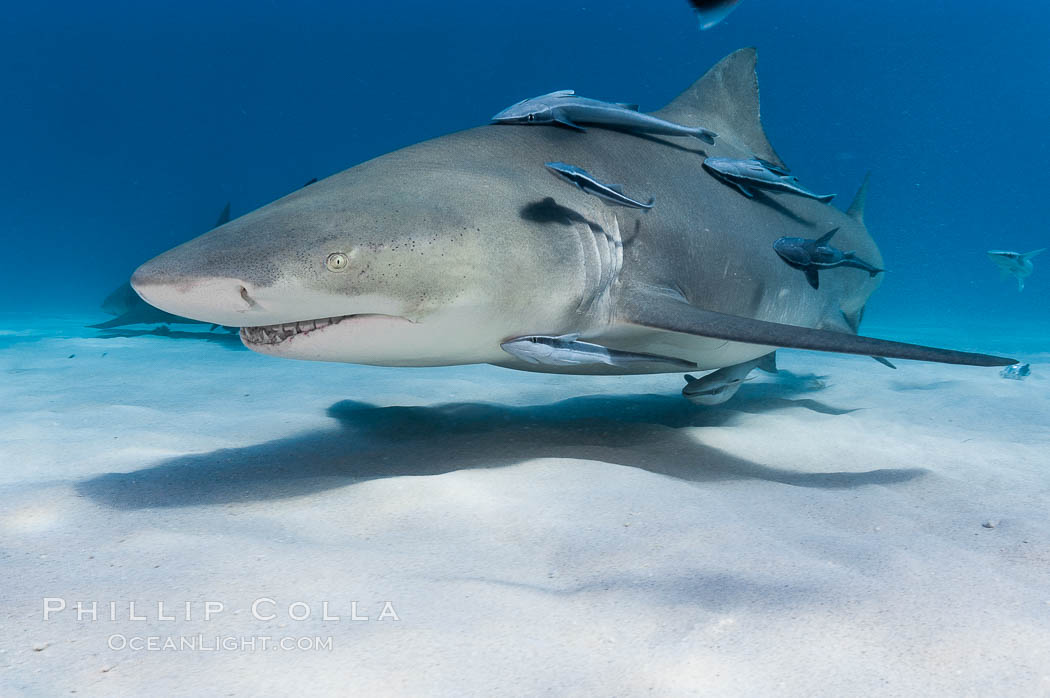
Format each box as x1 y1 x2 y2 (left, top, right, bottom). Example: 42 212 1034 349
130 49 1015 375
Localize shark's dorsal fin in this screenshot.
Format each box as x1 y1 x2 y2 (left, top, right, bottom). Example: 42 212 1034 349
846 171 871 224
215 202 231 227
654 47 784 169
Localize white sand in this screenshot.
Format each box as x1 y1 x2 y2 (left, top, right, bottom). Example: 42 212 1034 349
1 314 1047 696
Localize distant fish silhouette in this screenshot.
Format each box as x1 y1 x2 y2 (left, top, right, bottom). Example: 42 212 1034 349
987 248 1044 291
687 0 742 30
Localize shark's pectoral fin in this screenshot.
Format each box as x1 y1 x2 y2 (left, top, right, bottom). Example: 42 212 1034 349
616 289 1016 367
804 268 820 289
871 356 897 369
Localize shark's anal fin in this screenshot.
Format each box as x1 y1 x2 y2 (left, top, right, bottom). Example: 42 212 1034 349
617 289 1017 367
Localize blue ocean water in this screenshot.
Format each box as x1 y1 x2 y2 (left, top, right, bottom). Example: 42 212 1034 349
2 0 1048 336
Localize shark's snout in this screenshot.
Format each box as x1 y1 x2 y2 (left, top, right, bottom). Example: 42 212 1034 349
130 262 261 326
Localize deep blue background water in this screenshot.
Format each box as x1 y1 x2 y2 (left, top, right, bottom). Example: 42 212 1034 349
3 0 1048 334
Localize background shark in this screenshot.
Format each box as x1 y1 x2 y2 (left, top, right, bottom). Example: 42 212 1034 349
91 203 233 330
130 49 1014 375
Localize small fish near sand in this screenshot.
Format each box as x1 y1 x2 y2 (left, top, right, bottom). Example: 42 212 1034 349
1000 363 1031 380
544 162 654 210
702 157 835 203
774 228 884 290
491 91 717 144
683 352 777 406
987 249 1044 291
501 335 696 369
687 0 743 30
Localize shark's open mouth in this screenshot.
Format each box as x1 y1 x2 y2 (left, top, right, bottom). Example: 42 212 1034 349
239 314 412 346
239 315 353 345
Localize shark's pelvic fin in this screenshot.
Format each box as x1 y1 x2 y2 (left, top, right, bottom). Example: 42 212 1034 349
756 352 778 373
871 356 898 369
846 171 871 224
652 47 785 170
617 289 1017 367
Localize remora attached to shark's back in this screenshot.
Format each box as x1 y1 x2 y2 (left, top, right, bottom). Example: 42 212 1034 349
130 48 1015 377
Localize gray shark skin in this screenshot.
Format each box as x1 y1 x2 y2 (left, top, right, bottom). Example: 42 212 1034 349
987 249 1044 291
683 351 775 405
545 162 654 210
130 49 1016 375
491 90 717 144
773 227 884 290
703 156 835 203
502 334 696 369
688 0 742 30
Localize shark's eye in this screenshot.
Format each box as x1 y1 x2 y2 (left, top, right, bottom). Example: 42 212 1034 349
527 114 534 121
325 252 349 272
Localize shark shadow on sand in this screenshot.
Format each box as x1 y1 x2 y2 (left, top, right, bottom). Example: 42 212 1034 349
77 380 920 510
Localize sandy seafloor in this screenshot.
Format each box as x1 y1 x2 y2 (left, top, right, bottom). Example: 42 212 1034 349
1 313 1048 697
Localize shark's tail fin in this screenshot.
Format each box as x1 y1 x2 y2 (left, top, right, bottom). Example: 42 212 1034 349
1023 248 1046 260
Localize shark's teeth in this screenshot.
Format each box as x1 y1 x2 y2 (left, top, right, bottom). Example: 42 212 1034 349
240 315 347 345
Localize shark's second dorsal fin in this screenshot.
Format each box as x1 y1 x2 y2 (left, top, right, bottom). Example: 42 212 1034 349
215 202 232 227
846 171 871 224
653 47 785 170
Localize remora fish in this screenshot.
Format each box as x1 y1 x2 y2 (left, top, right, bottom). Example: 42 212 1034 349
688 0 742 30
683 352 776 405
501 335 696 369
774 228 884 290
545 162 653 209
130 49 1015 382
987 249 1044 291
702 157 835 203
491 90 717 144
